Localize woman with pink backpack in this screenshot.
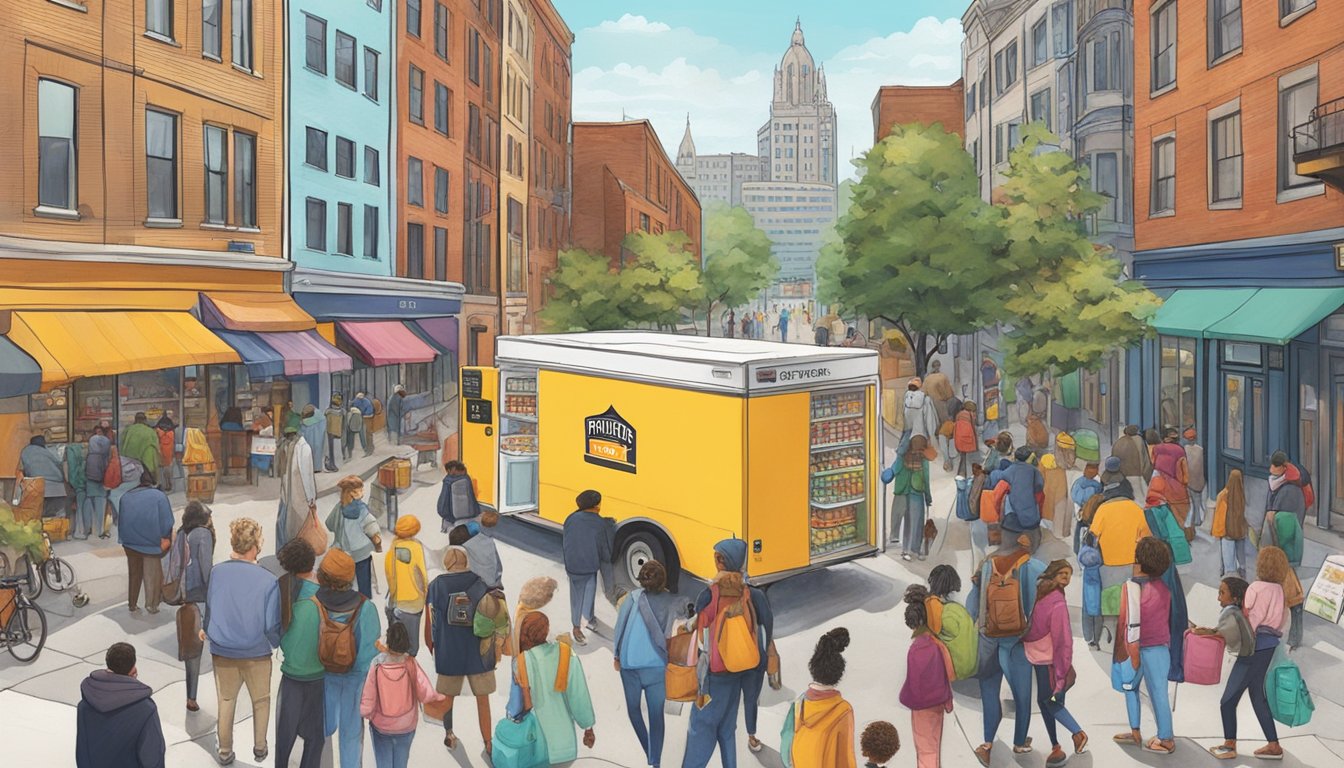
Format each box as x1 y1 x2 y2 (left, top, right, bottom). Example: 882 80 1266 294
360 622 446 767
899 588 954 767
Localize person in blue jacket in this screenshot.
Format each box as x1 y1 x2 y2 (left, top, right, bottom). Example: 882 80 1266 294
1079 539 1105 650
117 471 175 614
1070 462 1103 554
76 643 165 768
995 448 1046 553
613 559 691 768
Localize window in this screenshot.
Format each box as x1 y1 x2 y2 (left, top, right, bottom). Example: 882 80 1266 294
1151 136 1176 213
994 41 1018 95
468 103 481 158
1282 0 1315 19
406 223 424 278
1051 2 1072 55
468 29 480 84
145 109 178 219
335 137 355 178
305 127 327 170
305 15 326 73
1224 373 1245 456
483 44 493 103
1152 1 1176 92
1159 336 1197 432
407 157 423 206
507 197 523 292
233 132 256 227
336 202 353 255
203 125 227 224
364 146 379 186
363 205 379 258
435 3 449 59
1279 74 1319 192
639 213 650 232
1031 17 1048 67
434 227 448 280
1029 88 1052 131
147 0 172 39
409 66 424 124
1090 32 1122 92
335 32 356 89
407 0 421 37
435 167 449 213
434 82 450 135
363 48 379 101
37 79 77 211
231 0 252 69
305 198 326 250
1209 0 1242 62
202 0 221 59
1211 110 1242 203
1093 152 1119 221
965 82 976 117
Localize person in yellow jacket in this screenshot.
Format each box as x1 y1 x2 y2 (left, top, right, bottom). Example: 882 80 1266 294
780 628 856 768
385 515 429 657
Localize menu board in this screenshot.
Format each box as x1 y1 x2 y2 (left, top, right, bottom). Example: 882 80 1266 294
1305 555 1344 623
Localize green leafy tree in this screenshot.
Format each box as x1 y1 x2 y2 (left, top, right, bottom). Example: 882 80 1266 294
997 124 1161 376
814 232 847 314
833 123 1006 376
537 248 631 332
618 230 705 330
699 203 777 335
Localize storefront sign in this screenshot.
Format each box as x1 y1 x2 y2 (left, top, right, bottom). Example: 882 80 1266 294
749 356 877 391
461 369 483 399
465 398 493 425
1306 554 1344 623
584 406 637 474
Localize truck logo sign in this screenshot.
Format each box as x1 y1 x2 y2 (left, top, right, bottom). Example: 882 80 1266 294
584 406 637 474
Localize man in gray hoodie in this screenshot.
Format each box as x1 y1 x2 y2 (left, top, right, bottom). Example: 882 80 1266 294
562 490 613 646
76 642 166 768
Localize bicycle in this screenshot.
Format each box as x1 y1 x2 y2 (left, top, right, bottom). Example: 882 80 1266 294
0 573 48 662
0 532 89 607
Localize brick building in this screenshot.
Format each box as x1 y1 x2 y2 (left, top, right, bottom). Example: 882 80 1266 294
529 0 574 325
871 81 966 143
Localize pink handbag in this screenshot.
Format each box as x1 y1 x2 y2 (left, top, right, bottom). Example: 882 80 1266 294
1183 629 1226 685
1024 634 1053 666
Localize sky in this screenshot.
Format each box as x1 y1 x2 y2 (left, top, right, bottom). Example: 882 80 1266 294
553 1 969 178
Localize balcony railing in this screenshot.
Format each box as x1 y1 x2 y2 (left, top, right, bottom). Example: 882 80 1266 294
1294 97 1344 160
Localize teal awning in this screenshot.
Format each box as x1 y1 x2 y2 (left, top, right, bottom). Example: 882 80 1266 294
1205 287 1344 345
1150 289 1257 338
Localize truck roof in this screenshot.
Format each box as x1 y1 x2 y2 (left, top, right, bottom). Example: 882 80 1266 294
495 332 878 394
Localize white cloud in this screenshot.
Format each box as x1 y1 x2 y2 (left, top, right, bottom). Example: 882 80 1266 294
595 14 671 34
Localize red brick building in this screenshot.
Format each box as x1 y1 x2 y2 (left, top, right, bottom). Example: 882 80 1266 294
871 81 965 143
529 0 573 323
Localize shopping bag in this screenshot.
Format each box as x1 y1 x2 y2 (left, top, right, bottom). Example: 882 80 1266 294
299 507 328 556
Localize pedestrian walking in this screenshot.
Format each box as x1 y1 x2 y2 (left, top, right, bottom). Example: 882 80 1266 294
1070 463 1103 554
1024 560 1087 766
682 538 773 768
300 404 328 474
996 447 1045 554
778 307 790 342
351 392 375 457
386 385 406 444
967 532 1045 766
274 539 323 768
154 415 176 492
921 566 978 682
203 517 281 766
173 502 215 713
1183 428 1207 526
76 643 166 768
899 595 952 768
980 356 1002 428
325 395 345 471
425 546 499 753
612 560 685 768
84 425 113 539
120 412 162 483
118 471 174 615
1015 376 1034 428
1191 576 1278 761
437 460 481 531
1150 428 1192 530
1213 469 1250 578
861 721 901 768
899 378 940 457
1039 454 1070 538
508 576 558 656
384 514 428 656
1113 426 1152 498
1214 549 1290 759
507 611 598 764
562 490 613 646
980 432 1014 479
326 476 382 598
16 434 69 518
1111 537 1176 756
313 549 381 768
781 628 855 768
1079 537 1104 650
65 437 88 537
967 463 991 562
279 424 317 550
952 401 980 477
882 435 932 561
361 622 446 768
1260 452 1308 566
462 510 504 589
924 362 956 473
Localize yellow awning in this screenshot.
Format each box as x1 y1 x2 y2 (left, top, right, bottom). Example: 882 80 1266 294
200 292 316 332
0 288 201 311
7 311 240 388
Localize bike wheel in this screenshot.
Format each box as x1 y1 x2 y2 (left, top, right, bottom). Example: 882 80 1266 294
17 556 42 601
42 557 76 593
6 603 47 662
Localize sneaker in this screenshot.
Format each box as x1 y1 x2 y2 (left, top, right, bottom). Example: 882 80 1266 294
1073 731 1088 755
253 748 267 762
216 751 235 766
1046 746 1069 767
1253 745 1284 760
974 744 992 767
571 629 588 647
901 553 913 561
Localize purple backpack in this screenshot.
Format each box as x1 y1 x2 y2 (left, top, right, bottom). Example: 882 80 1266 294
899 634 952 711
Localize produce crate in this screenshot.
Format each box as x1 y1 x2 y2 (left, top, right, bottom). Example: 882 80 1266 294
187 473 217 504
378 458 412 490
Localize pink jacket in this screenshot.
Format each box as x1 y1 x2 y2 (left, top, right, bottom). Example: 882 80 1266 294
359 653 444 735
1244 581 1287 634
1023 589 1072 692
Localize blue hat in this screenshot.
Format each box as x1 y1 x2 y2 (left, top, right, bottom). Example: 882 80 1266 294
1105 456 1122 473
713 539 748 573
466 521 481 536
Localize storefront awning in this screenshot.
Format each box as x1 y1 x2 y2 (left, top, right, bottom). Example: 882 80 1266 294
337 321 437 366
0 336 42 398
1149 288 1257 338
199 292 316 333
6 311 240 388
1205 287 1344 346
403 317 458 357
214 330 287 380
261 331 353 376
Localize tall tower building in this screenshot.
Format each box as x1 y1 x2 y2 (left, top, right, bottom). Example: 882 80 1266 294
757 20 839 186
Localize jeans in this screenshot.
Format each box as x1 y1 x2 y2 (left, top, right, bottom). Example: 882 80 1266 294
355 557 372 599
621 666 667 767
568 572 598 629
1124 645 1174 740
1220 537 1247 578
344 431 360 461
214 655 272 757
1289 604 1304 648
370 725 415 768
969 520 989 564
1188 489 1205 527
325 670 366 768
1221 648 1278 743
391 608 422 658
276 675 325 768
185 656 202 701
80 481 108 538
976 635 1033 746
124 548 164 611
275 500 289 551
1082 613 1103 646
682 672 746 768
1034 665 1082 746
901 493 928 556
326 434 341 470
742 665 766 735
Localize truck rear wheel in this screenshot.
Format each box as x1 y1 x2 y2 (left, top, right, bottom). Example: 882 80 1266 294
615 529 679 593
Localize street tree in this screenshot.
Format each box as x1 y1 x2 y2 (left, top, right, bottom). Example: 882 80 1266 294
833 122 1006 376
619 230 705 330
537 248 631 332
996 124 1161 376
815 232 847 315
699 202 777 336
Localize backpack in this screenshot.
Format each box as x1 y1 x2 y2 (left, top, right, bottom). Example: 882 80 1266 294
371 660 418 719
1144 504 1192 566
1079 493 1104 527
161 532 191 607
983 553 1030 638
103 446 123 489
312 595 367 674
779 694 856 768
706 584 760 673
1267 653 1315 727
1293 464 1315 510
954 476 974 521
1272 512 1304 566
448 591 476 627
936 600 979 681
1183 629 1225 686
474 591 511 662
899 634 953 710
1101 583 1123 617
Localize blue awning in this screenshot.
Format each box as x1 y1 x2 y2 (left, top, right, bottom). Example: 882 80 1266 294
213 330 286 380
0 336 42 398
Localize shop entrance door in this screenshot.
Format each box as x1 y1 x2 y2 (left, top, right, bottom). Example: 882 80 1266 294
1330 375 1344 530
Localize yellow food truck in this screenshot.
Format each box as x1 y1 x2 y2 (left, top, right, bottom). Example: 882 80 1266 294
459 332 884 588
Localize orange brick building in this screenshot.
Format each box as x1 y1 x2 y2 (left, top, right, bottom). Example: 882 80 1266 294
1132 0 1344 527
529 0 573 323
871 81 965 143
571 120 701 268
